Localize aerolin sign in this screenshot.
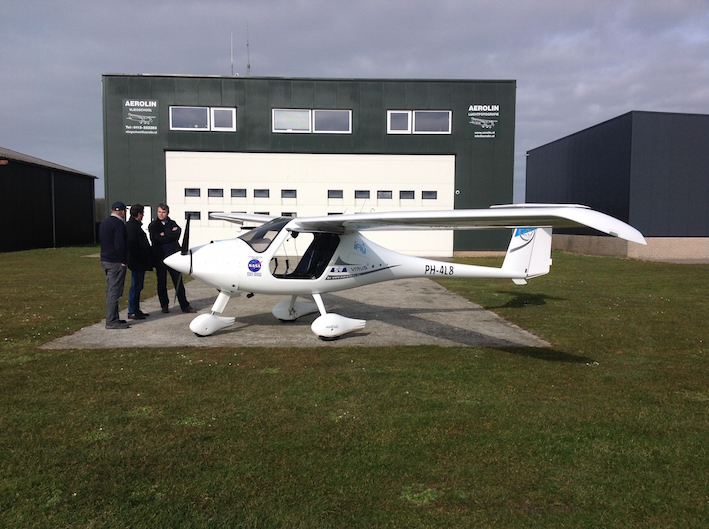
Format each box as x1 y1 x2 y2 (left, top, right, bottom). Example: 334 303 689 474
123 99 158 135
468 104 500 139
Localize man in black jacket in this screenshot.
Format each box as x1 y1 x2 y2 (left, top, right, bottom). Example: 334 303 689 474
99 201 129 329
148 202 195 314
126 204 153 320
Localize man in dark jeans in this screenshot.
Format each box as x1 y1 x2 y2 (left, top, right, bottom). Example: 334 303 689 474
126 203 153 320
99 201 130 329
148 202 196 314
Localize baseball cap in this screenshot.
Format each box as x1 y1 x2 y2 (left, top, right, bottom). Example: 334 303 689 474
112 201 127 211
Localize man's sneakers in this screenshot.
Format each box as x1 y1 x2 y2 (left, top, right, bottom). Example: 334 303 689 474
128 310 150 320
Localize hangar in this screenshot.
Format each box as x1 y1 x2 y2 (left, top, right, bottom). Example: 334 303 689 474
0 146 96 252
526 111 709 260
102 75 516 254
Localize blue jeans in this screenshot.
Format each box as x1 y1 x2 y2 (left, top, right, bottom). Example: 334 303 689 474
101 261 127 324
128 269 145 315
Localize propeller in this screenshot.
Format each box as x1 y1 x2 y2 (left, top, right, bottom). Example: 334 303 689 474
181 213 191 256
175 212 193 277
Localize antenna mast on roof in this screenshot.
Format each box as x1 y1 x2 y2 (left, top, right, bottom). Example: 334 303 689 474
230 32 234 76
246 22 251 76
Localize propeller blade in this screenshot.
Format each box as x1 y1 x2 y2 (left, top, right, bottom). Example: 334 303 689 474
181 213 191 255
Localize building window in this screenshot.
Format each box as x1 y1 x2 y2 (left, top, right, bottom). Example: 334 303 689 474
184 188 201 198
328 189 343 199
231 188 247 198
272 109 311 133
413 110 451 134
185 211 201 220
170 107 209 130
387 111 411 134
377 190 393 199
387 110 452 134
281 212 297 217
281 189 297 199
208 188 224 198
211 108 236 131
254 211 270 215
313 109 352 133
169 106 236 131
354 190 370 199
273 108 352 134
422 190 438 200
254 189 270 198
400 190 415 200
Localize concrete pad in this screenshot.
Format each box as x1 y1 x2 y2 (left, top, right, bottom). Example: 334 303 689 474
42 278 549 349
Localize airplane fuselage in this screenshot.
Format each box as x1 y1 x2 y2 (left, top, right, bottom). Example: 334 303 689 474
177 230 520 299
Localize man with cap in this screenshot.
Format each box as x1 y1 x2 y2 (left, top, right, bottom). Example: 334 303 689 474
99 201 129 329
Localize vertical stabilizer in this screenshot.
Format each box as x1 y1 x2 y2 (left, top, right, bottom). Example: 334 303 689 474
501 227 553 284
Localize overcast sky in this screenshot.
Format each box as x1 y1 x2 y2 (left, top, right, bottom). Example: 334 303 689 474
2 0 708 201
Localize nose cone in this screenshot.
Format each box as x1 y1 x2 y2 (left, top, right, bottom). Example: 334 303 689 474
163 251 191 274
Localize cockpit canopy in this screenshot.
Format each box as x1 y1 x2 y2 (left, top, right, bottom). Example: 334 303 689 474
239 217 291 253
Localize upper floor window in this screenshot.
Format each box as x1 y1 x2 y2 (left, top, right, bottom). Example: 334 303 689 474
354 190 370 199
377 190 393 199
313 110 352 133
387 111 411 134
171 107 209 131
208 188 224 198
413 111 452 134
169 106 237 131
422 190 438 200
328 189 344 199
254 189 270 198
273 108 352 134
272 109 311 133
231 188 247 198
281 189 297 199
184 188 201 198
387 110 452 135
211 108 236 132
400 190 415 200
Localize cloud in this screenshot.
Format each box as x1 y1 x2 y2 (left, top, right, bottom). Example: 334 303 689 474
1 0 708 200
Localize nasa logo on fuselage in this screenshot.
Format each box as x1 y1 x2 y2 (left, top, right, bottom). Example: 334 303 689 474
248 259 262 272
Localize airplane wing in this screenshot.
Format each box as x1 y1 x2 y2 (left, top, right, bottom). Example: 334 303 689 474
209 212 278 225
287 204 646 245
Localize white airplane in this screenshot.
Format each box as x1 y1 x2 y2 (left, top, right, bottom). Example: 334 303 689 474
164 204 646 340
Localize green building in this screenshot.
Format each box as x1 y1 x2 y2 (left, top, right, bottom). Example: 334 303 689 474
102 75 515 254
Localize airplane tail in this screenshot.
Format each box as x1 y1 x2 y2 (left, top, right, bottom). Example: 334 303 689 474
501 227 553 285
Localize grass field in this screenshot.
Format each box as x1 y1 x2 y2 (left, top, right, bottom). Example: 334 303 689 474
1 246 707 528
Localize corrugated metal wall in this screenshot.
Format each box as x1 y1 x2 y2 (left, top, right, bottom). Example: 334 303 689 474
526 111 709 238
0 160 95 252
103 75 517 250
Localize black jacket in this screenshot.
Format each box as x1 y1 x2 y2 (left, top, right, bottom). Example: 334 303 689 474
126 217 154 271
148 216 183 260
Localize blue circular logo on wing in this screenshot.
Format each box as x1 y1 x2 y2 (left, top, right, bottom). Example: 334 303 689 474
248 259 262 272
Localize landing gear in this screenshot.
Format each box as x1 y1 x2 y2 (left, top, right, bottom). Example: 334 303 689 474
189 291 235 336
308 293 366 340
